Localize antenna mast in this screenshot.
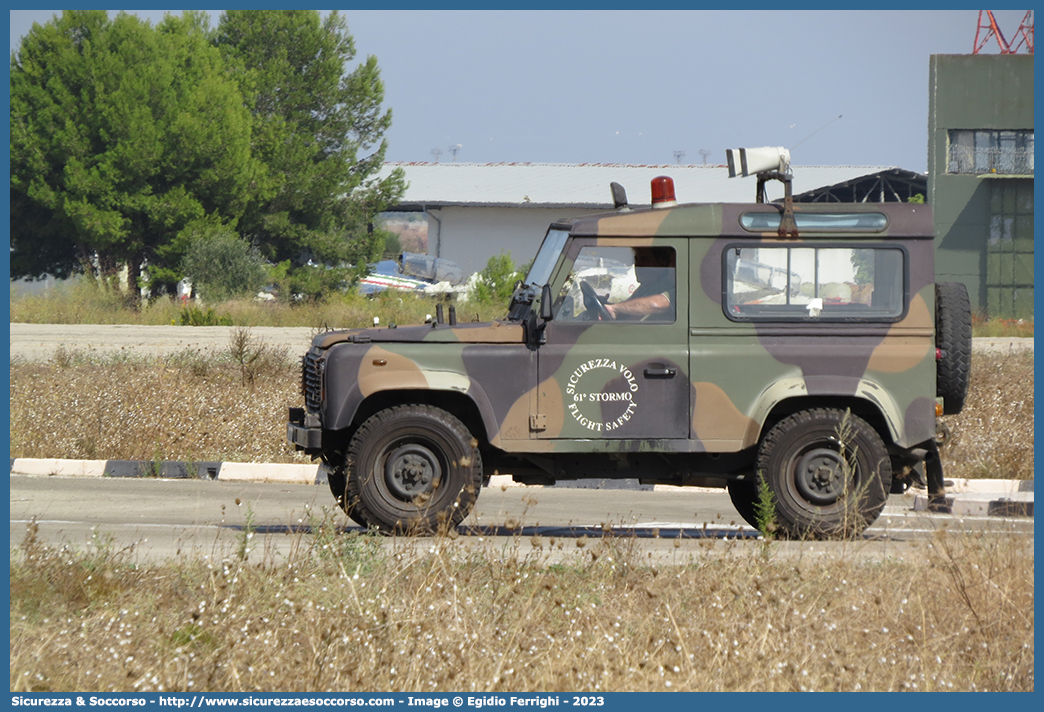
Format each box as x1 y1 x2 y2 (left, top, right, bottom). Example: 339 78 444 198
1011 10 1035 54
974 10 1012 53
973 10 1034 54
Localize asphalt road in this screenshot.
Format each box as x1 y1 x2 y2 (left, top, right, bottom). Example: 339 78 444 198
9 475 1033 565
7 322 1036 361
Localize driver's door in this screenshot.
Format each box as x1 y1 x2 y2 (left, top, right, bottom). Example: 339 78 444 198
535 238 689 441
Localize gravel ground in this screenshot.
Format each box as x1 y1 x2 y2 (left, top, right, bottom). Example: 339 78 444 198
9 323 316 361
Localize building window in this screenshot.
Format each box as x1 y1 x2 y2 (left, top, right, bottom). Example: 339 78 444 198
724 245 905 321
986 180 1034 319
948 129 1034 175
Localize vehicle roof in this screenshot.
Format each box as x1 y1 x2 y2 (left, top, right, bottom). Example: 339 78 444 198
557 201 934 239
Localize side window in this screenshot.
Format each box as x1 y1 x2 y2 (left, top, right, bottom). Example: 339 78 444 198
555 246 676 323
725 246 904 320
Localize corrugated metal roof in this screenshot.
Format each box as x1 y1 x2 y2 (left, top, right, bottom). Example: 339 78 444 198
377 162 909 208
792 167 928 202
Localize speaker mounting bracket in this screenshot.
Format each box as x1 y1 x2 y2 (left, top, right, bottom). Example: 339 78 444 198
755 170 798 238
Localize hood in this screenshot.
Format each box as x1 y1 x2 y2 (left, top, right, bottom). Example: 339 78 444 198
313 319 525 348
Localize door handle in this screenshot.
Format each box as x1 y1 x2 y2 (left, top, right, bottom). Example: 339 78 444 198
643 366 676 379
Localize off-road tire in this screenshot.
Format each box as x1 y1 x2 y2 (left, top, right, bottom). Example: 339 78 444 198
326 467 353 520
341 405 482 534
756 408 891 538
935 282 972 415
727 479 760 531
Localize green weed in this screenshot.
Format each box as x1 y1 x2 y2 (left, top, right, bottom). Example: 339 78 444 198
753 476 777 539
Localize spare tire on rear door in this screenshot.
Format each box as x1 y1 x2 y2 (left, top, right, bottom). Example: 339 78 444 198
935 282 971 415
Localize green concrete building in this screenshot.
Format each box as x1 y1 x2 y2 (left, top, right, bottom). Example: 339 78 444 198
928 54 1034 319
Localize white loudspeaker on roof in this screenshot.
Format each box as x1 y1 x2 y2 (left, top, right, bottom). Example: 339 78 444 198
725 147 791 178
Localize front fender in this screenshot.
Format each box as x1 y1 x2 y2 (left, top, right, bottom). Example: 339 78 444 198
323 344 501 442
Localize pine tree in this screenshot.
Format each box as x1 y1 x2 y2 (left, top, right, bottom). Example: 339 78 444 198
10 11 260 301
216 10 405 298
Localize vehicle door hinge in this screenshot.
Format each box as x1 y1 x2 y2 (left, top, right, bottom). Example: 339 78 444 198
530 414 547 432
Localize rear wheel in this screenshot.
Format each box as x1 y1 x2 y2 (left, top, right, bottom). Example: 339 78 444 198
756 409 891 538
341 405 483 534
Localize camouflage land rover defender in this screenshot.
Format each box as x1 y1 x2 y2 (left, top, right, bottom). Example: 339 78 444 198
288 156 971 538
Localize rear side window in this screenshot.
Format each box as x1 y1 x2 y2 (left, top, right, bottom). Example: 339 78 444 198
740 212 888 232
724 245 905 321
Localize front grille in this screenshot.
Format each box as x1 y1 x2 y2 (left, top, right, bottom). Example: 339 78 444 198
301 350 323 412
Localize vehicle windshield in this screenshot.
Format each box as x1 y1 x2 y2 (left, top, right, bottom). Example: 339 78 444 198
524 229 569 286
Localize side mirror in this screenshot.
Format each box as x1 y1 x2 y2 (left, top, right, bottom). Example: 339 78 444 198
540 284 554 321
610 181 628 209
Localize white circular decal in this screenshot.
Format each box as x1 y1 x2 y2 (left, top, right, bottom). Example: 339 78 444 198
564 358 639 433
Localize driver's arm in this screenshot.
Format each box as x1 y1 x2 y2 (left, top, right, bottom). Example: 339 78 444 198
604 292 671 319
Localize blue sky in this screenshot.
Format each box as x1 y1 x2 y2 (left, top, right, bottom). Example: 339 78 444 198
9 9 1035 173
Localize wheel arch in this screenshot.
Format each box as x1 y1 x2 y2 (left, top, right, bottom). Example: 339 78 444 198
755 394 896 450
343 388 493 450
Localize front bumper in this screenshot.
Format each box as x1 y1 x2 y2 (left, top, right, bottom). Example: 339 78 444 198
287 407 323 451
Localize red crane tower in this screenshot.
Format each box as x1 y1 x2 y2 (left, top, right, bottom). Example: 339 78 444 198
974 10 1034 54
1010 10 1035 53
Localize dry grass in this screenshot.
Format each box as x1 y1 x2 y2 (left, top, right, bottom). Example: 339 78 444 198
941 350 1034 479
9 332 308 464
9 519 1033 693
10 345 1034 479
10 277 507 329
971 312 1034 338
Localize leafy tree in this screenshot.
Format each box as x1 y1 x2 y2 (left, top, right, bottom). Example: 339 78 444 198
10 11 262 301
215 10 405 298
379 229 403 260
180 226 268 302
471 252 523 305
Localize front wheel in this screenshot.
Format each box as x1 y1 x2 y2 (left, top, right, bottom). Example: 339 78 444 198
341 405 483 534
756 409 891 538
727 479 760 531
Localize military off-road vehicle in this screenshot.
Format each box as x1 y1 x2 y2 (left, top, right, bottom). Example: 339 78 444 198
288 148 971 537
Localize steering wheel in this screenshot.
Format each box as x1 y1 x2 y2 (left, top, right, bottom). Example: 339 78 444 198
580 281 613 321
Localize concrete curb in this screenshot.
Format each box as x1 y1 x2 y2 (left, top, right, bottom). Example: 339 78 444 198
9 458 317 485
944 477 1033 494
8 457 1034 517
913 492 1034 517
